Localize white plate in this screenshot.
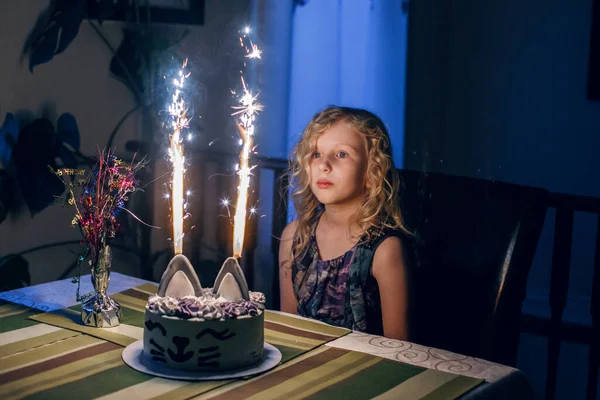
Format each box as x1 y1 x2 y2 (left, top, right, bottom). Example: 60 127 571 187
122 340 282 381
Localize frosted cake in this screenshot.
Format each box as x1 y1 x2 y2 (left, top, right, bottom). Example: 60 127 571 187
143 255 265 371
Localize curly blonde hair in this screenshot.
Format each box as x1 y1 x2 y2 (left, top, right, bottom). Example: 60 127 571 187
289 106 410 261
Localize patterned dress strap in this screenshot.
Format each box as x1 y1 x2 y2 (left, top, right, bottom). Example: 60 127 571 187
346 228 404 332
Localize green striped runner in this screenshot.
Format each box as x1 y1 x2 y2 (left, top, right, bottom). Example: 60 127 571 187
190 347 482 400
29 284 351 362
0 300 43 334
0 284 483 399
0 326 482 400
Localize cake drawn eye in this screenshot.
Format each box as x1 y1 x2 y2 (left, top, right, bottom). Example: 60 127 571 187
145 320 167 336
196 328 235 341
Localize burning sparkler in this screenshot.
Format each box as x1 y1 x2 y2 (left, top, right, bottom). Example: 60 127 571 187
231 27 263 258
167 59 191 255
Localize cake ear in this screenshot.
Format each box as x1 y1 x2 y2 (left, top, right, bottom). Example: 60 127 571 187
157 254 203 297
215 272 244 301
213 257 249 300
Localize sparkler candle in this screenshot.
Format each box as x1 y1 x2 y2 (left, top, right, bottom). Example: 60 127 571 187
133 32 274 376
168 59 191 255
231 27 263 258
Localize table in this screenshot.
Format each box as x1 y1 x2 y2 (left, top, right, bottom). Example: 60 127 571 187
0 273 535 399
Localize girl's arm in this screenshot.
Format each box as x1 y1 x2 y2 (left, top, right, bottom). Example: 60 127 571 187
372 236 409 340
279 220 299 314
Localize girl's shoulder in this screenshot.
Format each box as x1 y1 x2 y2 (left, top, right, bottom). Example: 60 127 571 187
362 225 407 250
364 224 419 271
281 220 299 242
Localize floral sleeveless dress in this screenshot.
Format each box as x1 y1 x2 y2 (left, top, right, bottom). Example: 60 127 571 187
291 217 402 335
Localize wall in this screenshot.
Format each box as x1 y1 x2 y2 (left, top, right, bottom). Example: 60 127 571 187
0 0 139 284
0 0 257 286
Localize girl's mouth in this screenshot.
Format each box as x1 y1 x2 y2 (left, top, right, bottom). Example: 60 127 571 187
316 179 333 189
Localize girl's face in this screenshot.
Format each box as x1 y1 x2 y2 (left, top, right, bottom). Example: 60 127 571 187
308 121 368 208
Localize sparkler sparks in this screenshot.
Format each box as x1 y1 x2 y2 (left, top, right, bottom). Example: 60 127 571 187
167 58 191 255
245 44 262 60
231 27 263 258
231 78 264 117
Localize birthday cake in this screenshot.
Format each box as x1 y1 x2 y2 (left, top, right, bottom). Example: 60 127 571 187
143 255 265 372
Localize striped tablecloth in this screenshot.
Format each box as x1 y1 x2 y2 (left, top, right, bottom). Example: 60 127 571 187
0 282 484 400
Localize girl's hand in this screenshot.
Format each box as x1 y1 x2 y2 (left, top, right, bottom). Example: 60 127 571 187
279 220 299 314
372 236 409 340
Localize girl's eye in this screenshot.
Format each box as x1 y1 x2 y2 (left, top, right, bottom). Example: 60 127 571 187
337 151 348 159
311 152 321 159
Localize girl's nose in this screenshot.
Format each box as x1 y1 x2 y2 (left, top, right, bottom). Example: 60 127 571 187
318 158 331 172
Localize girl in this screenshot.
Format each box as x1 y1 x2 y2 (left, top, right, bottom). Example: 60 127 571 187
279 106 411 340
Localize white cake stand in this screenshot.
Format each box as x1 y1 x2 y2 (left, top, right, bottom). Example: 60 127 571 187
122 340 282 381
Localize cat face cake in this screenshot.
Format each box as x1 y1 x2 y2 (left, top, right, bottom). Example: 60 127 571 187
143 255 265 371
